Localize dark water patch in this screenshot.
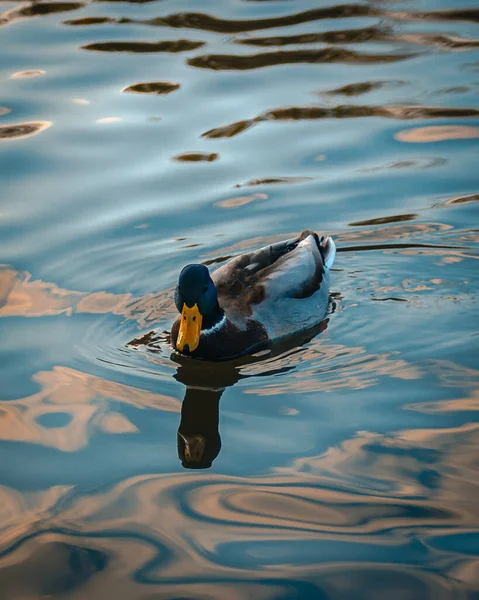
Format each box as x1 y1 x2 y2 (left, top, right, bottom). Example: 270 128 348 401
173 152 219 162
1 2 84 26
63 16 116 25
349 214 418 226
264 105 479 121
371 297 408 302
337 242 462 253
131 5 378 34
68 7 479 35
443 194 479 206
187 48 414 71
397 33 479 51
235 28 479 53
360 157 448 172
391 8 479 24
202 255 233 267
0 121 52 141
322 80 404 97
437 85 473 96
0 541 108 597
123 82 180 95
235 177 313 187
95 0 160 3
202 119 256 139
202 105 479 139
235 25 389 47
82 40 204 53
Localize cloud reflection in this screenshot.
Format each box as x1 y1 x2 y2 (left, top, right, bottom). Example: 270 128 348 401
0 366 179 451
0 266 176 327
0 407 477 597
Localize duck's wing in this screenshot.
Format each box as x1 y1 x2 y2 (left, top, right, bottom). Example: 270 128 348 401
213 230 335 309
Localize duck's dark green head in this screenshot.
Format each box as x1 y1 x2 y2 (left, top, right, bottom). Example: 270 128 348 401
175 264 222 353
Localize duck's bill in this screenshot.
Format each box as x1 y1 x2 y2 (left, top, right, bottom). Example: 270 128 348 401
177 303 202 352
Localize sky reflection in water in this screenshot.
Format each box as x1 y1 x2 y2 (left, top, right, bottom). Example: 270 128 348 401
1 0 479 598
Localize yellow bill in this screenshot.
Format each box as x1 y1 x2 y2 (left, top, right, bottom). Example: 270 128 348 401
177 303 202 352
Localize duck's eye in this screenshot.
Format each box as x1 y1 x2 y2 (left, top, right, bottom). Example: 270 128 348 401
202 285 208 293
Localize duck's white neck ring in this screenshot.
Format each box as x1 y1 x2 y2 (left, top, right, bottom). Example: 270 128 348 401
201 314 227 336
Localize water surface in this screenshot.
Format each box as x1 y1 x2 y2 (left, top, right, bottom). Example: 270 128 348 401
1 0 479 598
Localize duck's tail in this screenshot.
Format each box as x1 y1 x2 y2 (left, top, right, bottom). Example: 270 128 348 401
321 236 336 270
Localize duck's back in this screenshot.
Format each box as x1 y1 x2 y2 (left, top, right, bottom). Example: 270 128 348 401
212 230 335 341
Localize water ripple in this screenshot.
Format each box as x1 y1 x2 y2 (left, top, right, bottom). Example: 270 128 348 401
82 40 205 53
188 48 415 71
2 0 479 595
203 105 479 139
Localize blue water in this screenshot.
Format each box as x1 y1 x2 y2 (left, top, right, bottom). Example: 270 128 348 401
1 0 479 598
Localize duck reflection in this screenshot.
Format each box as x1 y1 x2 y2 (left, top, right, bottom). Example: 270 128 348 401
173 359 240 469
177 386 222 469
172 318 330 469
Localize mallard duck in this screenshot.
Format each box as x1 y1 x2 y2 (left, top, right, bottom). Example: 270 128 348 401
171 229 336 361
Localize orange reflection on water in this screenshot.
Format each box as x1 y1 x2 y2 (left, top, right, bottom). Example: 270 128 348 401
396 125 479 143
0 404 477 597
0 485 71 550
0 267 176 327
0 120 52 141
0 366 180 451
243 339 419 396
408 362 479 414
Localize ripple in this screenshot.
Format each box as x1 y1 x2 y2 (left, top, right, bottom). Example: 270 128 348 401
0 540 108 598
172 152 219 163
187 48 414 71
95 117 122 124
122 82 180 95
349 214 418 227
0 266 177 327
391 8 479 24
0 364 179 451
396 125 479 143
215 193 268 209
130 5 378 34
1 2 84 26
202 105 479 139
443 194 479 206
322 80 404 97
396 33 479 51
235 27 479 53
63 16 116 26
10 70 46 79
101 6 479 35
360 157 448 172
3 0 479 594
235 25 390 47
1 416 476 593
82 40 205 53
235 177 313 187
0 121 52 141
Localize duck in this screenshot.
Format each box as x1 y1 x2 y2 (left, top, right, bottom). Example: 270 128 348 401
171 229 336 361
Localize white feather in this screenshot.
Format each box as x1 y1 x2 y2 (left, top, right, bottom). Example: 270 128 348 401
323 237 336 270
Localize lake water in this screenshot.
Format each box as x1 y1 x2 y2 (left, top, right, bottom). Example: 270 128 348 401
1 0 479 598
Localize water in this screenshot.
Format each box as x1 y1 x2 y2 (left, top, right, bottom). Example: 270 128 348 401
1 0 479 597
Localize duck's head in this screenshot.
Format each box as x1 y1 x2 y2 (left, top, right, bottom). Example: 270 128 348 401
175 264 223 353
